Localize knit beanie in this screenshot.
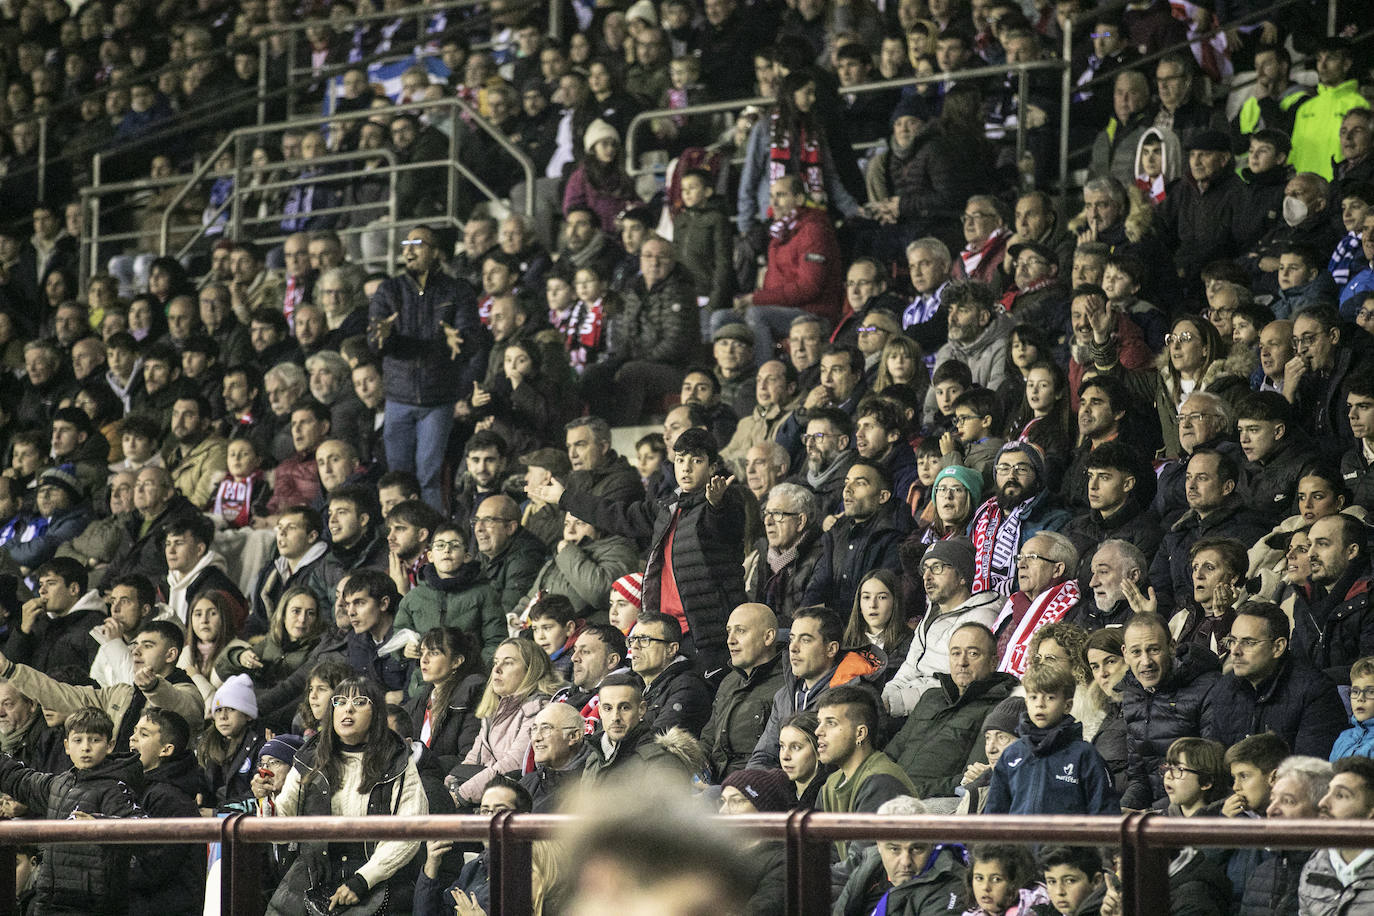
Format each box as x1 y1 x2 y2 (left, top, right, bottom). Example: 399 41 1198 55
722 768 794 812
932 464 983 505
212 674 259 719
984 696 1026 736
259 734 304 766
996 440 1045 483
922 536 976 587
584 118 619 153
612 572 644 609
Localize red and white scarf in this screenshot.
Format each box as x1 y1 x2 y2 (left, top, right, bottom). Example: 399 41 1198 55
213 472 264 529
959 226 1009 278
971 496 1032 596
768 115 825 204
995 578 1081 677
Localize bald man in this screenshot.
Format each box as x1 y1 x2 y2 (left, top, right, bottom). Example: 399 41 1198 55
521 701 593 812
473 493 549 615
701 603 787 780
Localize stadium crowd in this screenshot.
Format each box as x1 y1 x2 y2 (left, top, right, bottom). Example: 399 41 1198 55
0 0 1372 913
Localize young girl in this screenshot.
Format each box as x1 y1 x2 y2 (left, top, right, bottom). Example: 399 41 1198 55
1161 736 1228 817
1007 359 1075 460
218 587 324 689
181 590 250 705
996 323 1048 431
1083 627 1128 796
964 844 1049 916
199 673 269 808
295 659 355 737
211 433 272 529
778 710 829 810
608 572 643 634
402 627 486 771
842 569 912 686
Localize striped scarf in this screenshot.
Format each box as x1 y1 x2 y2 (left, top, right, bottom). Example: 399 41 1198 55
995 578 1082 677
970 496 1032 596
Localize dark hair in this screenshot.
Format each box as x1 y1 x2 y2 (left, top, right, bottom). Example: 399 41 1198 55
386 498 443 537
792 606 844 648
298 659 355 730
951 388 998 427
849 459 894 496
818 684 879 741
1038 845 1103 879
820 343 864 377
856 396 903 434
51 405 94 437
672 427 720 464
136 618 186 649
1083 440 1141 478
111 574 157 614
1224 732 1289 773
1077 374 1129 415
35 557 87 593
292 398 331 425
418 627 484 734
529 593 578 626
485 775 534 813
328 484 381 528
307 676 394 794
598 671 647 696
580 623 627 664
1279 242 1324 273
280 505 324 540
1189 537 1249 581
468 428 510 458
342 568 401 616
65 707 114 740
1188 447 1240 486
807 406 854 440
249 307 290 335
966 845 1038 899
1233 601 1292 643
931 358 973 389
377 470 422 499
140 707 191 756
164 513 215 550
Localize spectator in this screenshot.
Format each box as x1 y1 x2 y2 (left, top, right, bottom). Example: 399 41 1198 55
520 701 595 812
1297 756 1374 911
745 482 825 623
817 685 914 862
803 460 907 613
969 442 1071 597
1293 513 1374 681
631 612 712 736
995 532 1082 677
1289 37 1369 180
562 120 639 234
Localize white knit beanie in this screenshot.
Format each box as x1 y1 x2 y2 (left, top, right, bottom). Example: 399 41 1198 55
212 673 259 719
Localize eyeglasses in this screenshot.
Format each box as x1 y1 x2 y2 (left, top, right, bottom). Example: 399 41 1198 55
1292 333 1325 349
476 805 515 815
399 238 429 248
1015 552 1052 566
1351 687 1374 701
1158 764 1201 779
763 510 801 522
472 516 516 527
1203 307 1236 318
952 414 982 425
933 486 967 497
431 539 463 552
1221 636 1273 653
1089 30 1117 38
995 463 1035 477
1178 412 1217 425
627 634 670 648
527 723 580 738
962 212 997 223
920 560 951 576
803 432 838 443
331 695 373 709
857 325 887 334
1016 257 1050 270
1164 331 1197 346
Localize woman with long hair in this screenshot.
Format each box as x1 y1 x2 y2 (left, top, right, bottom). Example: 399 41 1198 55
996 323 1050 429
777 710 831 809
874 334 929 406
1081 627 1128 795
181 590 250 704
295 658 356 737
260 676 427 915
1007 358 1076 461
402 627 486 771
562 119 639 234
145 255 194 305
842 569 912 687
451 638 560 805
219 586 326 689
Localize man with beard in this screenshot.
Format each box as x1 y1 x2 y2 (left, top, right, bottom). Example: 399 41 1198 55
1060 374 1130 511
369 225 488 511
218 365 272 461
923 282 1013 426
1066 286 1151 409
551 624 627 728
969 442 1071 597
1292 513 1374 682
785 407 855 517
164 395 227 510
802 460 907 613
1073 539 1150 630
721 360 797 473
451 430 511 534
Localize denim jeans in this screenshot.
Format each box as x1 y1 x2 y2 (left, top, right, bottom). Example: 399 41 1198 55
384 400 454 511
743 305 807 365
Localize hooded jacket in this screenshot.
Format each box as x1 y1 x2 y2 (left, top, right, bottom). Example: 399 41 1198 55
5 502 94 571
1132 126 1183 202
984 715 1119 816
672 196 734 313
882 590 1003 716
130 750 209 915
1331 715 1374 762
1246 433 1319 525
164 548 243 625
834 844 968 916
395 561 503 667
0 750 146 915
885 671 1020 799
249 539 330 632
1119 644 1222 809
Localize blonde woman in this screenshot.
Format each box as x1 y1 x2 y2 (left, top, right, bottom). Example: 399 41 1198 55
452 638 561 804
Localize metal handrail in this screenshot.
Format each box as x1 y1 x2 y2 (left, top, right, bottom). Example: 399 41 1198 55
0 811 1373 916
624 58 1068 188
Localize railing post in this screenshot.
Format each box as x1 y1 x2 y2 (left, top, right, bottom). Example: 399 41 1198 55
1015 65 1029 188
0 841 15 916
1327 0 1337 35
490 810 532 916
1119 811 1169 916
785 810 830 916
1059 17 1073 192
231 134 245 244
225 811 265 916
89 155 102 281
258 37 270 127
36 115 47 206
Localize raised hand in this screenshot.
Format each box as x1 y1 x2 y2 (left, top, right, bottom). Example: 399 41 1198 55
705 474 736 507
1121 578 1158 615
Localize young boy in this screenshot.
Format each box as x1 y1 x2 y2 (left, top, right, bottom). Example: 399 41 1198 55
1160 736 1227 817
210 433 272 529
926 359 971 437
940 387 1005 494
634 433 666 486
0 707 146 915
112 414 167 473
672 167 734 316
1330 183 1374 287
654 55 710 153
1101 254 1165 351
1039 845 1106 916
1223 732 1288 817
1331 656 1374 761
128 708 210 914
983 663 1118 816
527 594 583 680
394 522 502 678
608 572 643 635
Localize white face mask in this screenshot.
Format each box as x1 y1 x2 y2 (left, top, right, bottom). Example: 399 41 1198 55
1282 195 1309 228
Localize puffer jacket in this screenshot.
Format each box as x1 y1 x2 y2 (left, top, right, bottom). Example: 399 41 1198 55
751 204 844 327
1093 699 1129 797
642 656 713 737
1119 644 1222 810
519 739 599 813
745 529 826 626
1157 168 1248 290
1170 846 1234 916
613 266 698 368
882 591 1003 717
368 268 488 407
561 482 747 673
1147 493 1273 615
672 197 734 313
1291 561 1374 683
5 503 94 571
455 692 548 803
3 589 105 675
1245 433 1318 524
395 561 503 666
1298 848 1374 916
1330 716 1374 762
0 751 146 915
834 844 968 916
884 672 1020 799
802 500 908 614
521 534 640 619
701 652 787 780
130 750 209 916
1209 656 1346 759
1238 849 1302 916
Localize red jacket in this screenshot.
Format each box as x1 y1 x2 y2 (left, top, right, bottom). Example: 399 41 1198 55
265 450 321 516
752 206 844 326
1068 312 1153 409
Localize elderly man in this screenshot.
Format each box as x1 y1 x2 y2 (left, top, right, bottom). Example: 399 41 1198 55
884 537 1000 716
968 442 1071 597
950 196 1010 293
711 323 757 414
994 532 1081 677
1148 449 1270 615
885 622 1019 799
1076 539 1150 630
1001 240 1069 335
1151 391 1249 524
1209 601 1344 758
1158 130 1248 292
831 258 905 351
802 461 906 614
581 236 698 425
745 483 824 624
923 281 1013 425
741 442 790 503
783 406 855 516
1076 177 1178 301
721 360 797 472
520 702 597 812
1293 514 1374 681
563 417 642 506
702 603 785 781
0 680 62 772
833 796 968 916
903 238 951 356
786 314 826 392
198 284 253 368
1118 612 1222 810
101 466 197 588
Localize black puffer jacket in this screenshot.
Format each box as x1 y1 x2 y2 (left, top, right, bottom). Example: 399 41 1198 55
0 750 146 915
367 268 488 407
403 674 485 772
1341 443 1374 512
1209 656 1346 758
702 652 788 780
1237 849 1302 916
131 750 209 916
802 501 908 614
1246 433 1318 524
643 656 713 736
1292 561 1374 683
747 529 825 625
612 266 698 369
1093 699 1129 797
1120 644 1221 810
519 740 599 813
562 482 748 673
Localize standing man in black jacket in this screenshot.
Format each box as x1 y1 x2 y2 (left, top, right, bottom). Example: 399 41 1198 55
368 225 488 512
